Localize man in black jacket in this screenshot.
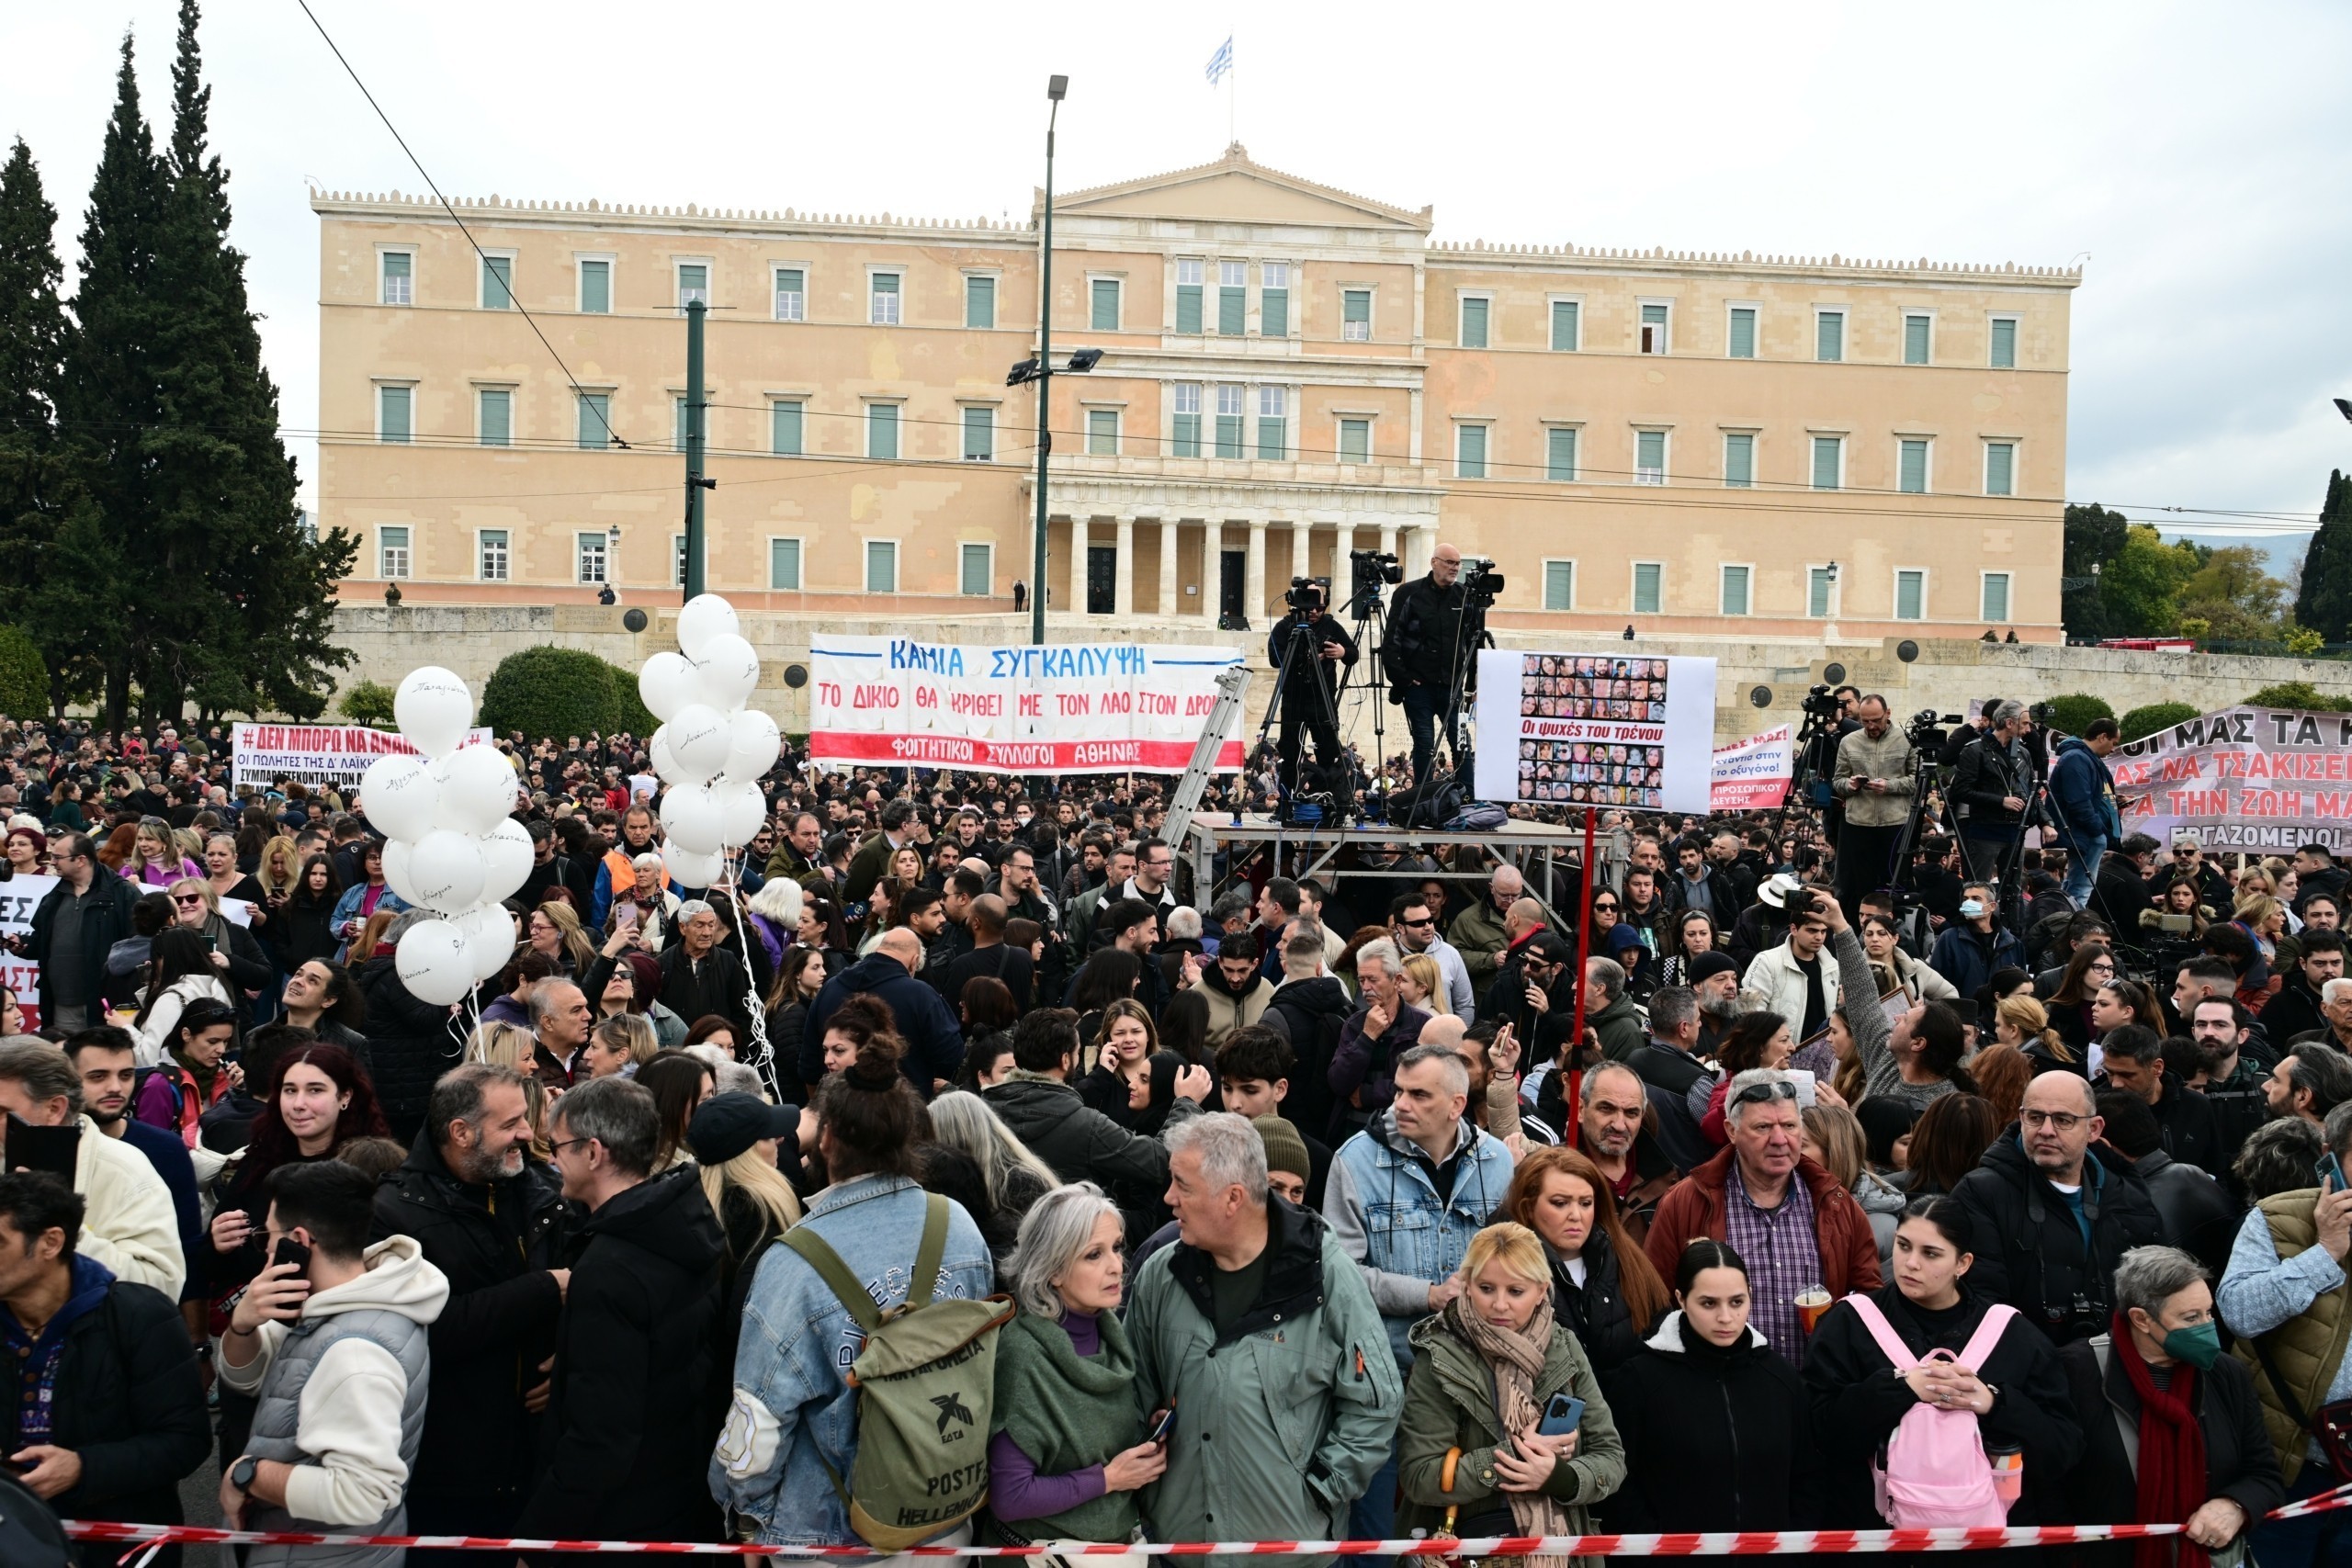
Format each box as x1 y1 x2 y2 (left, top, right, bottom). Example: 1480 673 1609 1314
373 1065 571 1564
983 1010 1206 1232
1265 582 1358 799
1950 1073 2165 1345
657 901 768 1044
805 931 965 1095
2090 832 2159 934
1382 543 1475 788
1950 700 2034 886
21 834 140 1032
519 1077 723 1551
2257 931 2338 1046
1259 925 1354 1140
0 1172 208 1560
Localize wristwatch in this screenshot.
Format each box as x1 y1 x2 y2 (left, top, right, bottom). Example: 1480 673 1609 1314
230 1455 260 1492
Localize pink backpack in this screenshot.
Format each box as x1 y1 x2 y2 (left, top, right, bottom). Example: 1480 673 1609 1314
1845 1295 2019 1529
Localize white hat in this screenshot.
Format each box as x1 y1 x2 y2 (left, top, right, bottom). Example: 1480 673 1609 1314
1757 872 1804 909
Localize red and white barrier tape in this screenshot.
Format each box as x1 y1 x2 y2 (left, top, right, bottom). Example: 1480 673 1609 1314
59 1483 2352 1558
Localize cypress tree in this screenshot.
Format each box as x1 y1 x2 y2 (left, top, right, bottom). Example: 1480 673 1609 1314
2294 470 2352 644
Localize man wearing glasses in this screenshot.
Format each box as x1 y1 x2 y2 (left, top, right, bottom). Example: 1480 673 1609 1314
2155 834 2231 913
19 833 140 1032
1387 894 1474 1022
1950 1072 2163 1345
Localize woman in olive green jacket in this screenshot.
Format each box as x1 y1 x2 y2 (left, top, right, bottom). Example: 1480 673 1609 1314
1396 1222 1625 1568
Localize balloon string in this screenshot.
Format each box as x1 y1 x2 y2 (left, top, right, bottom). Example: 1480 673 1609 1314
720 847 783 1102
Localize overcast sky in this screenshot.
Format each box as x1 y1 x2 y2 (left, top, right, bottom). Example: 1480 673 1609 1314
8 1 2349 556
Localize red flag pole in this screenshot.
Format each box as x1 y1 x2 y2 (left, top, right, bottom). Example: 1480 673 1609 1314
1565 805 1596 1139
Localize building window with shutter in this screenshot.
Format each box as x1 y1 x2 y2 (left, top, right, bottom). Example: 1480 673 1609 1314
478 388 511 447
1546 427 1577 482
1985 442 2017 496
966 275 996 329
1727 306 1757 359
1256 387 1286 459
576 532 608 584
1088 409 1120 457
1551 299 1579 352
1720 565 1750 616
1172 383 1202 457
677 263 708 312
1639 303 1669 355
1812 435 1843 491
579 258 611 314
673 534 689 589
866 403 899 460
1724 433 1754 488
1261 263 1289 336
1176 259 1204 334
1455 423 1487 479
380 250 413 306
378 385 413 445
1341 288 1371 342
865 540 898 594
1905 313 1932 366
1895 570 1927 621
775 266 805 321
479 530 508 581
1544 560 1574 611
869 271 899 325
1815 310 1845 362
1090 277 1119 332
1633 562 1663 615
1899 438 1929 494
1214 384 1244 458
1339 418 1370 465
481 255 513 310
960 543 991 597
1635 429 1667 485
379 526 411 580
962 407 994 462
1460 296 1490 349
577 393 612 450
771 400 804 457
770 537 803 590
1989 315 2018 368
1217 261 1247 335
1982 572 2011 623
1808 566 1837 618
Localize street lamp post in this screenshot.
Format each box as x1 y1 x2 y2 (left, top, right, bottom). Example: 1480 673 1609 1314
1030 76 1067 647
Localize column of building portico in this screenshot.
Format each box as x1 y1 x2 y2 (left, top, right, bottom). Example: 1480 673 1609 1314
1201 520 1223 621
1291 518 1314 592
1114 515 1136 618
1158 517 1179 618
1398 524 1426 580
1244 518 1268 628
1068 517 1089 616
1380 524 1399 571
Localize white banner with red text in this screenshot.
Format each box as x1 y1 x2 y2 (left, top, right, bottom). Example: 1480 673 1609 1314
0 872 55 1031
1712 724 1794 811
1471 650 1719 814
2113 703 2352 853
808 637 1245 774
231 722 494 789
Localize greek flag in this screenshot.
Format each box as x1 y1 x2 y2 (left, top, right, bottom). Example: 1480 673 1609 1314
1205 36 1233 85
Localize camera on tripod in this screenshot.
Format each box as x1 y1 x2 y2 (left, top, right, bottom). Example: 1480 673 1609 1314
1462 557 1507 605
1800 683 1844 721
1906 707 1963 749
1349 549 1400 622
1283 576 1326 615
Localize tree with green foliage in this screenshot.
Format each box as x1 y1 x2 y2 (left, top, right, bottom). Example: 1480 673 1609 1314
480 647 629 741
2040 694 2114 736
2095 525 2202 637
2245 681 2352 714
2062 502 2131 639
2176 545 2291 643
336 679 396 728
2120 701 2200 742
0 625 48 716
2295 470 2352 643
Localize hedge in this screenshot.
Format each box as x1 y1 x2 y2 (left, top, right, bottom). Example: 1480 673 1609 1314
0 625 48 716
2245 681 2352 714
2120 701 2201 743
336 678 397 728
480 647 628 741
2038 694 2115 737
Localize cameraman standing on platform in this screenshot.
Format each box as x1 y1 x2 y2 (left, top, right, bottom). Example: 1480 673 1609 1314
1384 544 1474 788
1829 696 1914 924
1268 580 1358 799
1951 699 2036 887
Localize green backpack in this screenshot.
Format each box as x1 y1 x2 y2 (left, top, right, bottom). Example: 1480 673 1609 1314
781 1194 1015 1550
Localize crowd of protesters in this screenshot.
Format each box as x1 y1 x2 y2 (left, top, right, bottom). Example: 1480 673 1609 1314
0 692 2347 1568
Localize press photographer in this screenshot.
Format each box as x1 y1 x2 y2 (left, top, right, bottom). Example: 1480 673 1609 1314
1267 578 1357 799
1382 544 1496 787
1828 694 1913 922
1950 699 2036 886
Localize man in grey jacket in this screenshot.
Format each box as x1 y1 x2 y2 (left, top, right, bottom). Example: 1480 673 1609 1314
1829 695 1916 924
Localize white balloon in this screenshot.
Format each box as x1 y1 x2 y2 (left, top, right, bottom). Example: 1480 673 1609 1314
358 754 440 842
432 744 519 836
662 844 726 888
480 818 534 904
380 839 424 907
408 829 488 914
639 651 701 724
718 709 782 787
395 667 474 759
395 919 477 1007
694 633 760 710
457 903 518 983
660 783 726 855
649 725 681 784
718 781 766 847
675 593 741 660
668 703 733 781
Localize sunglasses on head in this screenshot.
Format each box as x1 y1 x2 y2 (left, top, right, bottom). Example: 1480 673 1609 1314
1730 1078 1800 1108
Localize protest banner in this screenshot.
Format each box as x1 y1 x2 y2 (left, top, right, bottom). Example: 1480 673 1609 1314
1712 725 1794 812
1471 650 1719 813
0 874 58 1032
808 637 1245 774
2111 704 2352 853
232 723 494 790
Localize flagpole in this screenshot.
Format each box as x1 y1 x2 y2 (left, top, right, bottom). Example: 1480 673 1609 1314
1228 28 1238 143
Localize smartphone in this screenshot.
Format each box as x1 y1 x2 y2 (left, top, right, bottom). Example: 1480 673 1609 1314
618 904 640 930
1537 1394 1584 1437
5 1114 81 1180
1783 888 1816 919
1146 1403 1176 1447
2320 1153 2346 1193
272 1234 312 1276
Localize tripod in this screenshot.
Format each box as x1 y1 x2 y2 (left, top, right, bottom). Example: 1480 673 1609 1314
1334 578 1393 807
1254 610 1351 826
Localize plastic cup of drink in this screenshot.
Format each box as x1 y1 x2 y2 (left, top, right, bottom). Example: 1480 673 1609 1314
1795 1285 1833 1333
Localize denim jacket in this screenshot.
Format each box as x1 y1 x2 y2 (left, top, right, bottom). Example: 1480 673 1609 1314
1322 1112 1515 1368
711 1175 995 1545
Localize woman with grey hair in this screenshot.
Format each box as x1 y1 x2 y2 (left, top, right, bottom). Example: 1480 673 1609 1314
928 1090 1058 1240
984 1183 1164 1559
2068 1245 2282 1560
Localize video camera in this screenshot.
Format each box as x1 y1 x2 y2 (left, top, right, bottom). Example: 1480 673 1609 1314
1800 683 1844 721
1462 557 1507 606
1282 576 1326 615
1906 707 1964 750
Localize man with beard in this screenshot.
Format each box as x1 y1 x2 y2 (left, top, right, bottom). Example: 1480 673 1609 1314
62 1029 202 1297
372 1064 570 1562
1687 950 1744 1057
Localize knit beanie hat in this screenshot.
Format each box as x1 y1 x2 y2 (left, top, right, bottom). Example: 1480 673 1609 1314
1251 1114 1311 1183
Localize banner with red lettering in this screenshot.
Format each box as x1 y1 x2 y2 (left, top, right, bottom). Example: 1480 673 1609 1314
807 638 1245 773
230 723 493 789
1712 726 1794 812
0 874 58 1032
2113 705 2352 853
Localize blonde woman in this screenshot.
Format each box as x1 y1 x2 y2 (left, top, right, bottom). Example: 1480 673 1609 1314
165 875 272 995
927 1089 1059 1237
582 1011 658 1077
1398 953 1453 1018
1996 991 2075 1074
255 835 304 903
527 900 597 976
123 816 201 887
464 1021 555 1160
688 1091 805 1301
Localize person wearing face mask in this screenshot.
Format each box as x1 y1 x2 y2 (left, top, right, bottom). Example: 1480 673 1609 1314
2066 1246 2284 1566
1604 1240 1821 1535
1928 881 2025 1000
1396 1221 1626 1568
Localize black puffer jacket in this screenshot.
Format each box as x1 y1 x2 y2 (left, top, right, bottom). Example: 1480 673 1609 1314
358 954 460 1145
1547 1226 1652 1377
1261 975 1353 1139
1605 1312 1819 1532
516 1165 725 1547
984 1072 1197 1224
1948 1129 2165 1344
371 1132 571 1507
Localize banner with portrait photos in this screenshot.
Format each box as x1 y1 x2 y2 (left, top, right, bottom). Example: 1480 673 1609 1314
1471 650 1720 814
